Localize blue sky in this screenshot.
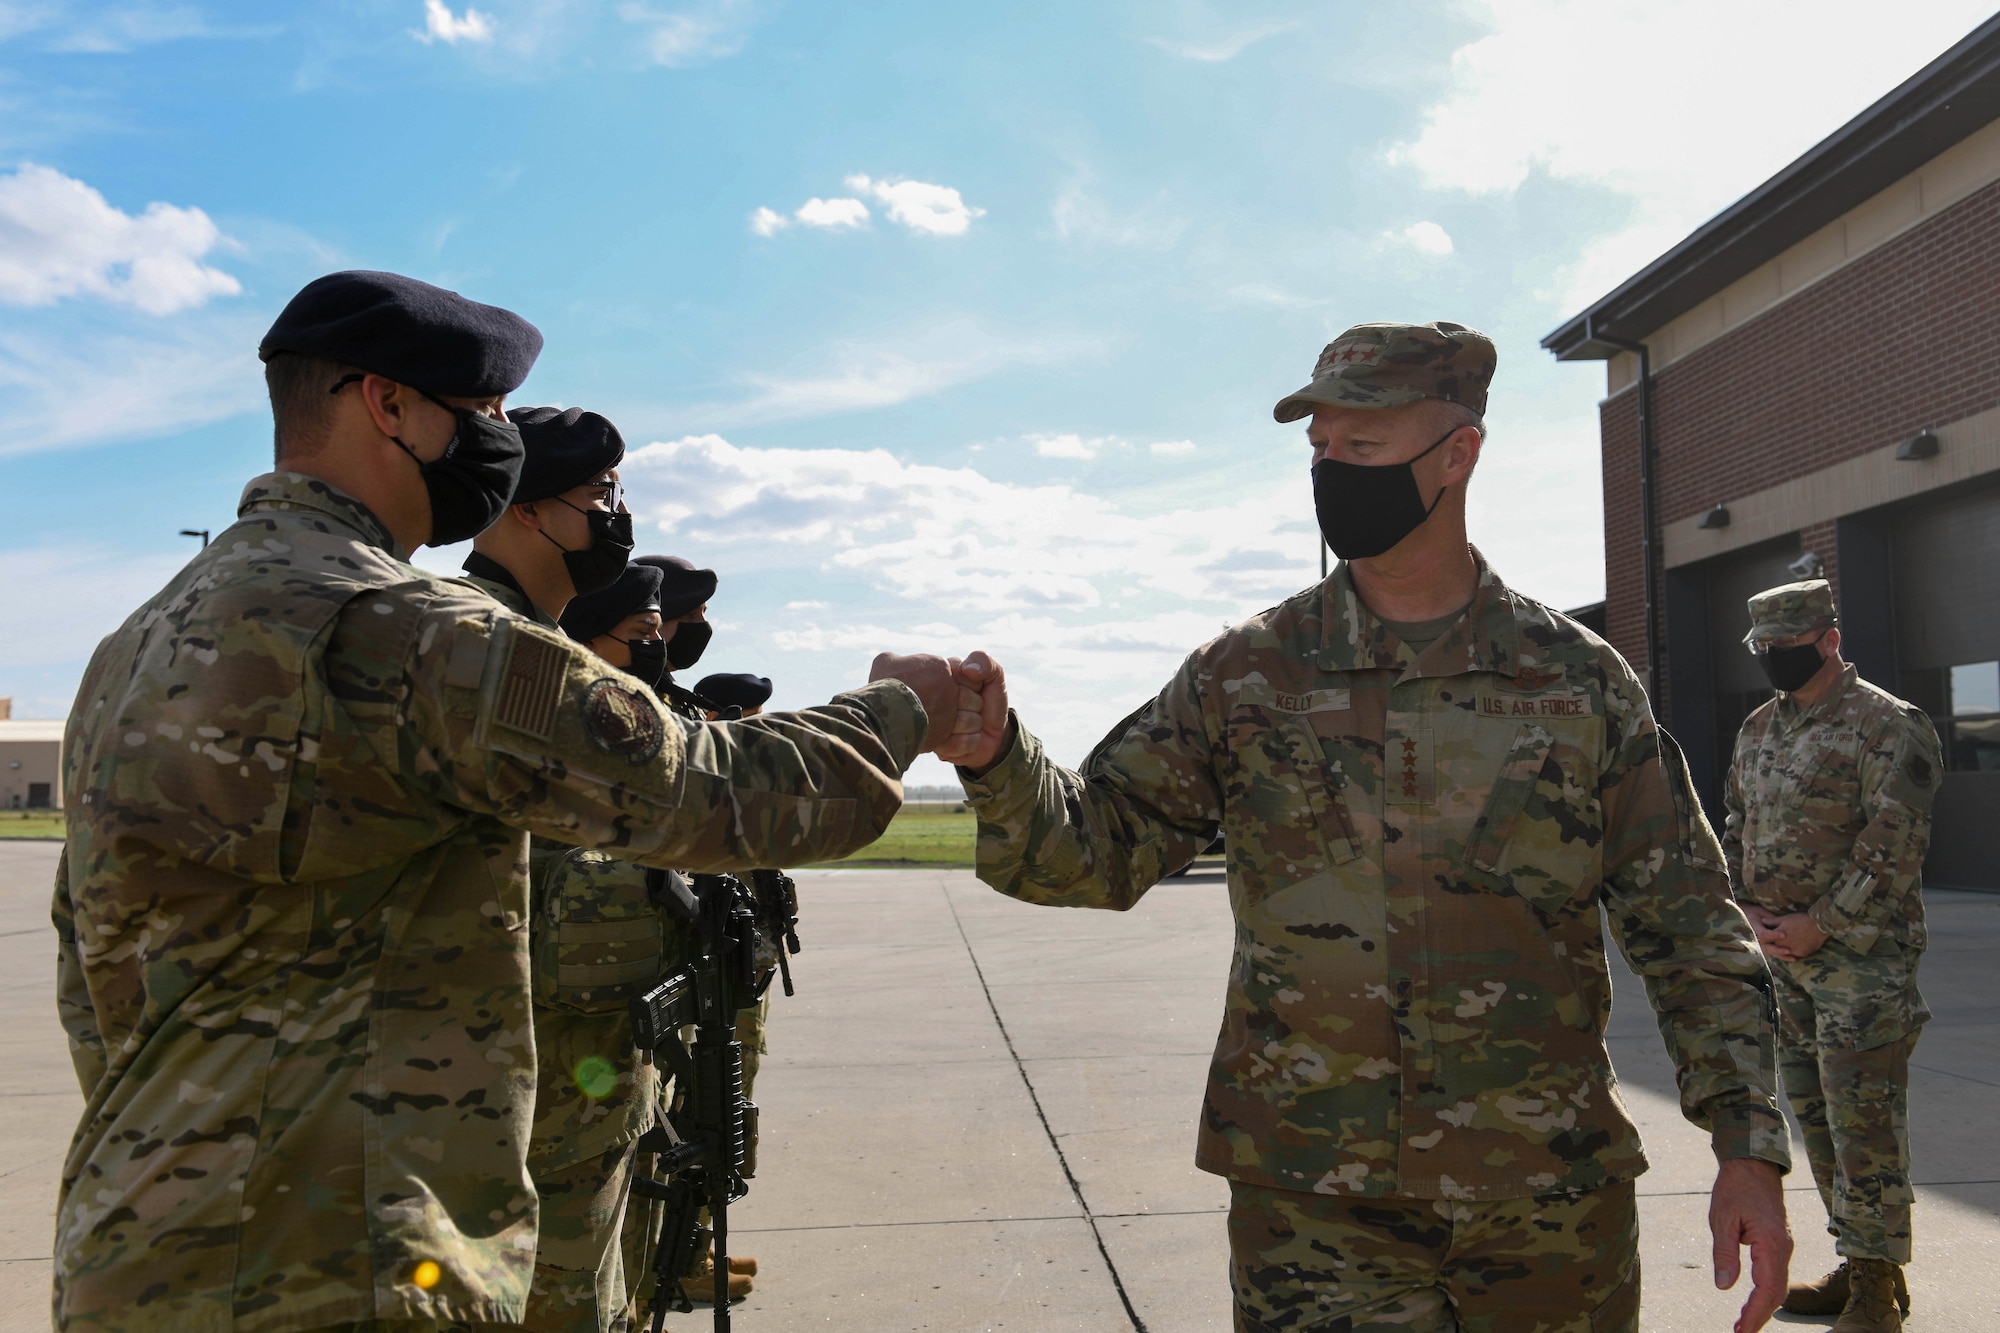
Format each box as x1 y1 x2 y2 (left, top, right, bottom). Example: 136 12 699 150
3 0 1995 783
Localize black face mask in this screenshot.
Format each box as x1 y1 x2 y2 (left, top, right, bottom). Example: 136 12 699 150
401 392 526 546
326 375 527 546
1312 425 1458 561
667 619 712 670
617 636 668 690
542 504 634 596
1758 637 1827 693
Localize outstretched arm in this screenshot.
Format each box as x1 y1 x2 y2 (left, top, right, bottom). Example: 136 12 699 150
954 653 1221 911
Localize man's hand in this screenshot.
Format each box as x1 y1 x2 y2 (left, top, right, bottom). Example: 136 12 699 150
1742 904 1782 933
941 652 1012 772
868 653 984 756
1760 912 1828 961
1710 1157 1792 1333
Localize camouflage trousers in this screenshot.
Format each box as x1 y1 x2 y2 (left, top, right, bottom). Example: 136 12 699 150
1227 1180 1639 1333
297 1324 519 1332
523 1139 642 1333
1772 939 1929 1265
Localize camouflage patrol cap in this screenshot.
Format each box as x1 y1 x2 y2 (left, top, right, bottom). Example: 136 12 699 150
1743 579 1838 647
1273 321 1496 423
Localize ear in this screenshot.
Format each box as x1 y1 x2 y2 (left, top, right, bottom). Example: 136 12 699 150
1442 426 1482 484
1822 626 1842 658
510 500 546 533
358 374 412 440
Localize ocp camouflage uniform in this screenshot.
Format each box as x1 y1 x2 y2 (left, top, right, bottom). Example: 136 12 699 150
964 555 1789 1332
1724 661 1941 1266
49 472 922 1332
459 559 678 1333
520 844 689 1333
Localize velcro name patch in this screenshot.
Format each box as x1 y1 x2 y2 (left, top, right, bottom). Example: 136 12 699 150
1233 682 1351 715
1477 691 1592 720
495 627 565 739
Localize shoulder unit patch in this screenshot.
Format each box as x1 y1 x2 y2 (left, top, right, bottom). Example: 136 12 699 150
583 677 666 764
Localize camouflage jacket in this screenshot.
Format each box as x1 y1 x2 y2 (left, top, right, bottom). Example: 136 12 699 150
451 562 675 1173
964 555 1787 1202
523 841 686 1172
49 472 921 1332
1723 664 1941 955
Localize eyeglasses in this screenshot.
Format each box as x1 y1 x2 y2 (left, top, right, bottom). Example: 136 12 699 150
575 477 626 511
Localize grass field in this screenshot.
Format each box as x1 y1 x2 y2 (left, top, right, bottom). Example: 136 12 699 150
814 803 978 868
0 809 63 839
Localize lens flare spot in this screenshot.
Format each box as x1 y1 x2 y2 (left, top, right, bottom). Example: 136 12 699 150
574 1055 618 1101
412 1260 441 1289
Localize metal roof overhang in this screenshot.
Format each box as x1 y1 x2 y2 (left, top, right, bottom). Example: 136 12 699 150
1542 16 2000 362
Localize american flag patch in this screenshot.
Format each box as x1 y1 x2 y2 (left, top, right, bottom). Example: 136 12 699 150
496 628 564 739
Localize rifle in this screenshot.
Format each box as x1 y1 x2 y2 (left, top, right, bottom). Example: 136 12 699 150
747 869 802 997
628 872 762 1332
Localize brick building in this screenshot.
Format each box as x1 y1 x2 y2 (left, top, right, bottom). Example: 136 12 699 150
1544 17 2000 889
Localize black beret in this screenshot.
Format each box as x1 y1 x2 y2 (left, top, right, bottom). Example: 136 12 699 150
695 672 773 711
506 406 626 502
558 561 664 643
637 555 717 619
258 270 543 398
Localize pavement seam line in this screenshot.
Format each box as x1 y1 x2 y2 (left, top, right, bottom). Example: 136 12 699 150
943 883 1151 1333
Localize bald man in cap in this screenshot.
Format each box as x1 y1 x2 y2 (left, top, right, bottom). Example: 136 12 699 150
1725 580 1941 1332
49 270 984 1333
949 321 1793 1332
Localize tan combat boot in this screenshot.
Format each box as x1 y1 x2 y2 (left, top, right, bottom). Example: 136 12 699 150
1830 1259 1905 1333
680 1251 753 1303
1786 1261 1912 1317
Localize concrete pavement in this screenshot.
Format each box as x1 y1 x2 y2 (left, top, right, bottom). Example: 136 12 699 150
3 841 1995 1330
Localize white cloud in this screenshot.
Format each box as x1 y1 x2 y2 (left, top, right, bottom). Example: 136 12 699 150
792 196 869 229
1145 20 1296 63
699 321 1099 427
1051 167 1186 250
845 174 984 236
618 0 754 67
1149 439 1197 456
0 164 240 315
47 4 217 52
620 434 1327 772
1390 0 1999 311
622 434 1315 616
413 0 491 44
1032 433 1105 460
748 206 787 237
0 542 187 670
1384 220 1453 257
0 313 267 456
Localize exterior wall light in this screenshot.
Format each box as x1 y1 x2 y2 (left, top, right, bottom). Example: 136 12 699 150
1895 429 1940 460
1698 503 1731 528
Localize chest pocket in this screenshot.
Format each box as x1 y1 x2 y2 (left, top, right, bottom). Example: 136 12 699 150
1463 720 1604 916
1222 701 1362 896
533 848 679 1013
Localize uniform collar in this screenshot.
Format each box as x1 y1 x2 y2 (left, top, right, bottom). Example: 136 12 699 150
1778 661 1860 726
1315 546 1522 678
459 551 559 629
237 471 403 559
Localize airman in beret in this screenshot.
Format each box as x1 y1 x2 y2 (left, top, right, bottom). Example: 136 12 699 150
49 270 990 1332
